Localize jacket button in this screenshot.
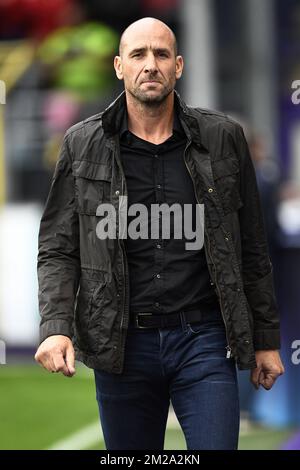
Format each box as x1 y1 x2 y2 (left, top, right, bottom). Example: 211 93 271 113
115 190 120 196
225 237 229 241
208 188 214 193
244 339 250 344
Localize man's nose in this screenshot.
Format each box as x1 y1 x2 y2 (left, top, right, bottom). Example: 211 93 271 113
144 54 158 73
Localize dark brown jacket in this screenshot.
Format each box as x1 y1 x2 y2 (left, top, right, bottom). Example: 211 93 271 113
37 90 281 373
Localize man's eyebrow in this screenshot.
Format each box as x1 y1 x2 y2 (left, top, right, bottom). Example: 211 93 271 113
128 47 171 56
128 47 147 56
155 48 171 55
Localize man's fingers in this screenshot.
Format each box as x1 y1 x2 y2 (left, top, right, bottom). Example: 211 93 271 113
34 336 75 377
251 369 278 390
52 354 70 377
259 372 277 390
41 355 56 373
36 348 70 377
65 346 76 376
35 350 55 373
254 350 285 389
250 366 261 389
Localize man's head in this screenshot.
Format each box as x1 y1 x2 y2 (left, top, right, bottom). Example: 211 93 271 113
114 17 183 106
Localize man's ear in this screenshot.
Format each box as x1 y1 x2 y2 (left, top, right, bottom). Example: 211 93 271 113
114 56 123 80
175 55 184 80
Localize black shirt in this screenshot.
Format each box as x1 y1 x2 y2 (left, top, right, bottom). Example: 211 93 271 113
119 108 218 315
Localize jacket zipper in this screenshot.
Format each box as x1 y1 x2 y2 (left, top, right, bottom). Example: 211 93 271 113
119 240 129 330
112 138 129 370
182 140 232 359
206 232 232 359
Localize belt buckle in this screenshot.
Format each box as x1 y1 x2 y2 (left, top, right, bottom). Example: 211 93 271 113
135 312 153 329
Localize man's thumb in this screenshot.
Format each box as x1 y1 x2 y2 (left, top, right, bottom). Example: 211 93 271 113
65 346 76 375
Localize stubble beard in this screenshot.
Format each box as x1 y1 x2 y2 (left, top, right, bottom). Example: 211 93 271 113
128 81 174 108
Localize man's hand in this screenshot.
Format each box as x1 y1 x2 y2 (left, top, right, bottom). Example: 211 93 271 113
250 350 284 390
34 335 76 377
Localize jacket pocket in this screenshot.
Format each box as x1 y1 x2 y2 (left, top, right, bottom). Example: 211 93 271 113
74 275 107 353
211 155 243 214
72 160 112 215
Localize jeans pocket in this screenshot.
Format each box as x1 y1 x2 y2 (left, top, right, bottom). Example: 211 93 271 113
186 321 203 334
187 318 225 335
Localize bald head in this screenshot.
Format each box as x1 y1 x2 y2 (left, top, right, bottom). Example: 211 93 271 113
114 17 183 106
119 17 178 57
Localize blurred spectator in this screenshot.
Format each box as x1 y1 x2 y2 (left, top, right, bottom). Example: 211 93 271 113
0 0 84 41
80 0 142 32
226 115 281 258
42 91 81 170
37 21 119 100
248 133 281 258
142 0 178 12
277 181 300 247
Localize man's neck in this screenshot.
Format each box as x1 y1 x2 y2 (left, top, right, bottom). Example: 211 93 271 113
125 91 174 145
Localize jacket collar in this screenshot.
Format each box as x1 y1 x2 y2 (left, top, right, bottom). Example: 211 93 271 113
101 89 205 148
119 99 184 140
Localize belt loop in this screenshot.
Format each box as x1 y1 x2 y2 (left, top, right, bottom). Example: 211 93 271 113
179 311 188 332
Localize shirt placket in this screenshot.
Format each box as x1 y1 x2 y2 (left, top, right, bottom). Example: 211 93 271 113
152 151 165 312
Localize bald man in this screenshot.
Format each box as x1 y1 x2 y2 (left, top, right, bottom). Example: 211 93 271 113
35 18 284 450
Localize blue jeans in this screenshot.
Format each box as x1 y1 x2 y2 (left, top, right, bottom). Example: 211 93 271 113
94 307 240 450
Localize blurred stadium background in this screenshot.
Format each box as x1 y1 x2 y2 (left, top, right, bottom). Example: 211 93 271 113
0 0 300 450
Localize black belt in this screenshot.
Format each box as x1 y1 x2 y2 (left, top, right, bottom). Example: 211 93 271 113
129 303 218 329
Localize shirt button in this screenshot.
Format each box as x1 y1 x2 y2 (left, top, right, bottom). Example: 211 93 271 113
115 190 120 196
208 188 214 193
157 184 161 189
156 274 161 279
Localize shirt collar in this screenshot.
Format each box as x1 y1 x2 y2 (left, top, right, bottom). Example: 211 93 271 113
119 106 184 140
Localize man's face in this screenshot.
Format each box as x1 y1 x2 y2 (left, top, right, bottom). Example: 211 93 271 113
114 24 183 105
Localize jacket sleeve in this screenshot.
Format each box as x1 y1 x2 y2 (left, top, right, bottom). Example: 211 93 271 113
234 123 281 351
37 133 80 344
